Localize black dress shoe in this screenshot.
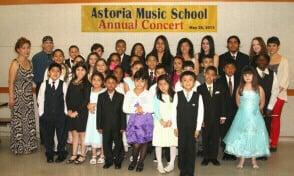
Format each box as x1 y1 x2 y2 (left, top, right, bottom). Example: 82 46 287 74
128 161 137 171
211 159 221 166
257 157 268 161
103 162 113 169
115 163 122 169
222 154 229 160
47 157 54 163
270 147 277 153
136 162 144 172
55 155 66 163
201 159 209 166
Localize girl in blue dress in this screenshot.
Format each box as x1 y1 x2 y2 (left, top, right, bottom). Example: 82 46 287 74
224 66 270 169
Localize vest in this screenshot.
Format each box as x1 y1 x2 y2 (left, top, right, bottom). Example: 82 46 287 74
257 69 274 111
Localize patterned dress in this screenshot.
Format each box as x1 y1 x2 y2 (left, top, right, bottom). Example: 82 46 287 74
10 59 38 154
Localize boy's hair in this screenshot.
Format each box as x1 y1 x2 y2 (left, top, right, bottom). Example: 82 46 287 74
224 60 236 67
183 60 195 69
227 35 241 44
155 63 167 72
69 45 79 51
105 74 118 83
180 70 196 81
91 43 104 52
205 66 218 75
255 53 270 64
201 56 213 63
91 71 105 82
134 68 149 81
267 36 280 46
48 62 62 72
115 39 126 46
146 53 158 62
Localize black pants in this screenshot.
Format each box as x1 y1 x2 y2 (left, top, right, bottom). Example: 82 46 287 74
203 124 220 159
263 116 272 136
178 126 196 176
103 129 123 164
220 117 233 149
43 118 67 158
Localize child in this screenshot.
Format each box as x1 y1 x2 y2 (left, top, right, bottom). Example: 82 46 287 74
86 52 99 80
149 64 167 96
145 53 158 88
97 75 126 169
197 66 226 166
108 52 121 71
198 56 214 84
65 45 80 69
95 58 109 78
255 54 278 160
91 43 104 59
224 66 270 169
172 71 204 176
113 66 125 95
84 72 106 165
123 69 153 172
73 55 85 65
38 63 68 163
116 39 130 72
66 62 91 164
217 61 239 161
124 61 144 92
153 74 177 173
171 56 184 88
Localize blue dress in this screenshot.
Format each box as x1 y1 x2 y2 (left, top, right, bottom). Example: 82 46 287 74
224 90 270 158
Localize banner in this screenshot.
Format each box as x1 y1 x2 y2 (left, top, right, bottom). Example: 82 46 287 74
81 5 217 32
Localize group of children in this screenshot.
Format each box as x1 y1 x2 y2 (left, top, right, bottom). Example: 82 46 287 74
36 35 287 176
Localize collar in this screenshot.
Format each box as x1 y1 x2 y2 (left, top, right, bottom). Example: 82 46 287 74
230 52 238 58
49 78 60 85
256 67 269 75
226 75 234 80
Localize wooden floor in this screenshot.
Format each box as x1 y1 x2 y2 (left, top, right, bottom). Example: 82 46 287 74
0 137 294 176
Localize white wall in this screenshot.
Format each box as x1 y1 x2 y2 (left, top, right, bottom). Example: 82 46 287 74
0 2 293 136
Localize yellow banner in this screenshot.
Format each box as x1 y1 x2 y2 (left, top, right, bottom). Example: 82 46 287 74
81 5 217 32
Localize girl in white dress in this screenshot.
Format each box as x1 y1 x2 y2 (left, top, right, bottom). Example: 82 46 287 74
153 74 178 173
84 72 106 164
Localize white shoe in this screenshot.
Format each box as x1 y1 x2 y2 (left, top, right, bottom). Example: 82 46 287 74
164 163 174 173
97 156 105 164
89 156 97 165
157 164 166 174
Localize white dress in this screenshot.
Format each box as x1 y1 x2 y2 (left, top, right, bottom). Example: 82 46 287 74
84 88 106 148
152 95 178 147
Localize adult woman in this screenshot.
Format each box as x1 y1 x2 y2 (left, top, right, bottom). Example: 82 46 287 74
267 36 289 151
8 37 38 154
249 37 267 67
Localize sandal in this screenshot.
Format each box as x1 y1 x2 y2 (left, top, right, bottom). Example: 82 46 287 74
74 155 86 164
97 155 105 164
89 156 97 165
66 155 78 164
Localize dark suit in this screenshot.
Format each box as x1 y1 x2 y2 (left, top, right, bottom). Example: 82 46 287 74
97 91 126 164
197 82 226 160
218 51 249 76
65 58 74 69
121 54 131 73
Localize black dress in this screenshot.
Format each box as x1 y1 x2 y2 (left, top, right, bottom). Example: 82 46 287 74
66 80 91 132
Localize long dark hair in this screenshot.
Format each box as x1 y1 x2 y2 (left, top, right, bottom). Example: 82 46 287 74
131 43 146 63
156 74 175 102
199 35 215 63
176 38 194 59
71 61 89 84
238 66 259 96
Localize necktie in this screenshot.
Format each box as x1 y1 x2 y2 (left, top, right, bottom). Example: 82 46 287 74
150 71 154 81
228 77 233 96
52 82 56 90
186 92 190 101
208 86 213 97
262 71 266 78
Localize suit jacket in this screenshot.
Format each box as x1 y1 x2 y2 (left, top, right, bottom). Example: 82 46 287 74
218 51 249 76
197 82 226 128
65 58 74 69
121 54 131 73
217 74 239 119
96 91 126 131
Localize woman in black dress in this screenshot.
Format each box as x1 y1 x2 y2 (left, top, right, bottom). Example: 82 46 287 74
66 62 91 164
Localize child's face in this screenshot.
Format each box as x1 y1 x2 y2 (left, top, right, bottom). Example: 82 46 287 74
252 39 261 54
224 64 236 77
256 56 269 70
74 57 83 65
201 58 214 69
48 67 61 81
201 39 210 52
69 48 79 59
17 43 30 58
114 67 123 82
130 56 140 66
267 43 279 55
131 64 143 75
75 66 86 80
155 68 166 77
53 51 64 64
227 38 239 53
96 61 107 73
173 58 183 72
181 75 195 91
134 45 144 57
116 42 126 55
94 47 104 58
205 70 216 84
146 56 158 70
134 79 146 90
105 78 117 92
91 75 103 89
158 79 169 94
111 55 121 66
89 55 98 68
155 38 165 53
243 73 253 83
181 42 190 55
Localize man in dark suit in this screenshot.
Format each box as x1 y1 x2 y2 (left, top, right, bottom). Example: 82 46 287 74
218 35 249 76
97 75 126 169
116 39 131 72
217 61 239 161
197 66 226 166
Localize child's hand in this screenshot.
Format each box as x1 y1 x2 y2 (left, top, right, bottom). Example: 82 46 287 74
174 129 178 137
160 119 165 127
98 129 103 134
166 120 172 127
265 110 272 117
87 103 96 114
135 105 143 114
194 130 200 139
220 118 226 124
72 111 78 118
